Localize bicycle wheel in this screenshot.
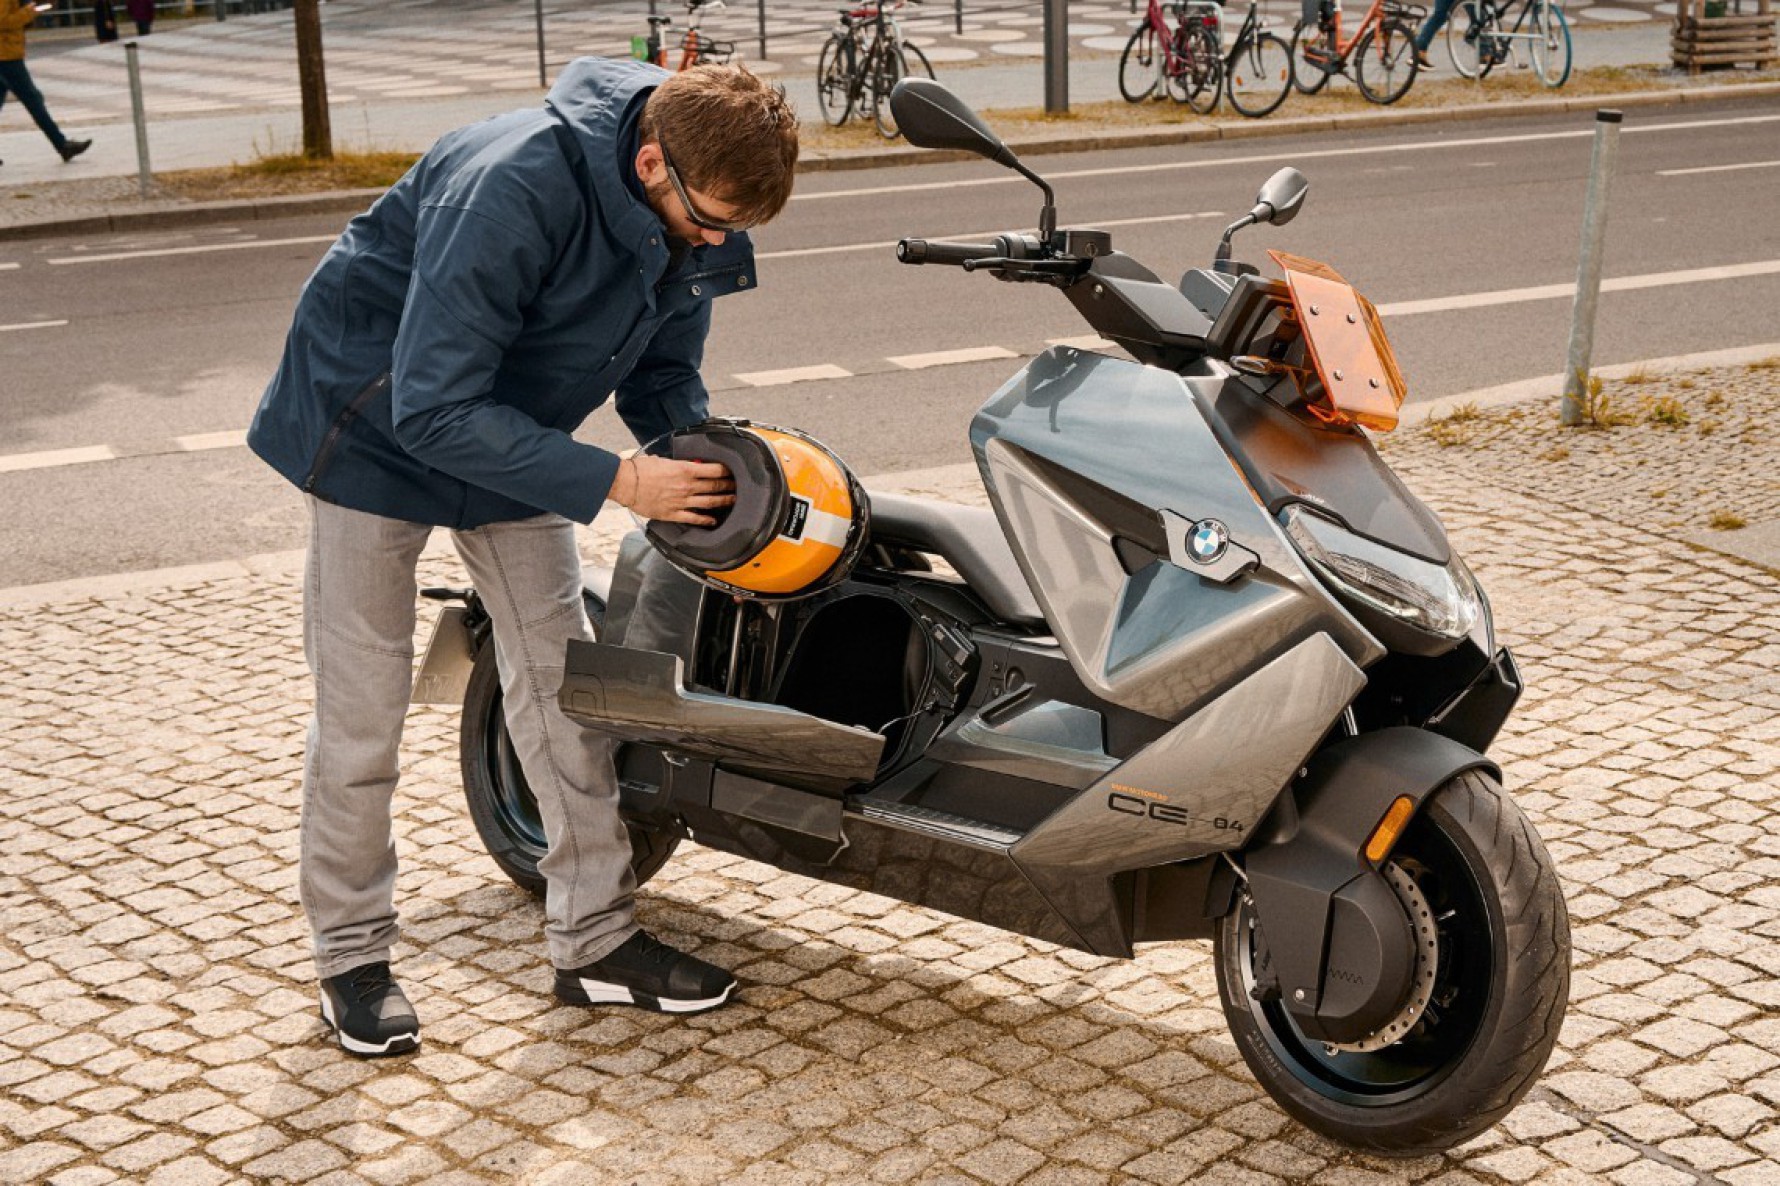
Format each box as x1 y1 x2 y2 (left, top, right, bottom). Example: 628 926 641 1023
1226 31 1293 118
1120 24 1161 102
816 35 854 126
901 41 936 80
1289 22 1333 94
1170 23 1223 113
1445 1 1486 79
1354 19 1419 104
1529 2 1572 88
871 46 910 138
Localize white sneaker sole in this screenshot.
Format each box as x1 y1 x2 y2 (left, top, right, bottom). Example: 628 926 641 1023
319 991 420 1056
557 976 735 1014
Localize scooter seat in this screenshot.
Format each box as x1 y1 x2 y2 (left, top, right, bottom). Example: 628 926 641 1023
867 492 1046 627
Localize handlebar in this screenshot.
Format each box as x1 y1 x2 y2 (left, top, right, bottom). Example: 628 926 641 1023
896 238 1001 267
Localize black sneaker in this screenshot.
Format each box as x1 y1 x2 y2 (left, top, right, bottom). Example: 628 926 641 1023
554 931 736 1014
58 139 92 163
318 961 420 1057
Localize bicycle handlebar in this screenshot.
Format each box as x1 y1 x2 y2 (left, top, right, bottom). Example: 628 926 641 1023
896 238 1001 266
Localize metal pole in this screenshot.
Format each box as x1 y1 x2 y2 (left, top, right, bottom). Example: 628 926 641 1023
534 0 547 87
1560 110 1623 427
757 0 768 61
955 0 963 36
125 42 152 199
213 0 225 22
1043 0 1068 113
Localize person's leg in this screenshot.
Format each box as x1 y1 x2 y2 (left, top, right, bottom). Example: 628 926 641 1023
0 60 68 153
450 514 639 970
299 496 431 980
1416 0 1457 52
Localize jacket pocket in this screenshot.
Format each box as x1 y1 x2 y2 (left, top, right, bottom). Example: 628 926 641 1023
303 373 392 494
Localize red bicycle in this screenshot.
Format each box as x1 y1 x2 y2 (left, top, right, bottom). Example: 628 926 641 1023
1119 0 1223 111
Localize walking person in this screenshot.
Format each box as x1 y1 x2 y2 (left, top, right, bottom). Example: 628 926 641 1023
1413 0 1459 68
0 0 92 165
124 0 153 36
247 59 798 1058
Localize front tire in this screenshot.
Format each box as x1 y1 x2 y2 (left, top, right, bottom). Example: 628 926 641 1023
461 628 680 897
1353 19 1419 105
816 35 854 126
1288 21 1333 95
1214 770 1569 1154
1119 25 1161 102
1226 31 1293 118
1529 2 1572 88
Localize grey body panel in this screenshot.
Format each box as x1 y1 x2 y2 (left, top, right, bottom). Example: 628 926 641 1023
868 492 1044 625
558 641 885 787
971 348 1380 721
926 698 1118 789
1011 632 1367 956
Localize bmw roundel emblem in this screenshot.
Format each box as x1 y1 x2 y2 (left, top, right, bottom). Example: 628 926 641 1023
1189 519 1229 564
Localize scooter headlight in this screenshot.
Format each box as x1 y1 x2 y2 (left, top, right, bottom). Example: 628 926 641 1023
1282 506 1481 641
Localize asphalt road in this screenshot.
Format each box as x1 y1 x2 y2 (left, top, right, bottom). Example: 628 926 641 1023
4 96 1778 586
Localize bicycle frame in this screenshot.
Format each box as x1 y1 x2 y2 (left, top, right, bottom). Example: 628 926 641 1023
1309 0 1391 62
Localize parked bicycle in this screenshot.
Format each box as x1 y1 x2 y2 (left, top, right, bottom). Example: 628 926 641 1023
632 0 736 72
1119 0 1215 106
1447 0 1572 87
1216 2 1296 117
1290 0 1423 105
815 0 936 138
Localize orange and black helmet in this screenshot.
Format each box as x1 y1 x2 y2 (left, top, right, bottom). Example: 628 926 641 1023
644 420 869 600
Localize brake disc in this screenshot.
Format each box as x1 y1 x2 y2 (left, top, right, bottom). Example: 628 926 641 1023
1324 862 1440 1055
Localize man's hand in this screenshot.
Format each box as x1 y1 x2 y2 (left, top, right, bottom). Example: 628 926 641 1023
611 455 735 526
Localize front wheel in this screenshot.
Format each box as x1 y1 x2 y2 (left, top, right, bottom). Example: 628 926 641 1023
1353 19 1420 105
1169 23 1223 113
1225 31 1293 118
1529 2 1572 88
461 631 681 897
815 35 854 126
1445 1 1486 78
1119 25 1161 102
1214 770 1570 1154
1288 22 1334 94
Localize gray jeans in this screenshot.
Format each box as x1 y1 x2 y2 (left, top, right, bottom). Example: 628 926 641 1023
300 496 636 980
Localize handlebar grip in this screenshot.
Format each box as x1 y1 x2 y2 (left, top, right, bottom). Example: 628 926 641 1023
897 238 1000 266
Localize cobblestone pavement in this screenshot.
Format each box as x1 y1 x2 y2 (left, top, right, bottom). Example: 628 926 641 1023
3 361 1780 1185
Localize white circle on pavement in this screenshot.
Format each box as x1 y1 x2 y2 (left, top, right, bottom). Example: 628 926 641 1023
919 46 982 62
1082 34 1139 50
990 40 1048 55
1575 6 1653 19
1068 24 1116 35
955 28 1029 41
1653 1 1677 11
738 59 783 74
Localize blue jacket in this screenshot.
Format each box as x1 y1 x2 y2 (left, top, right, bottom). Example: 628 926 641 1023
247 57 756 529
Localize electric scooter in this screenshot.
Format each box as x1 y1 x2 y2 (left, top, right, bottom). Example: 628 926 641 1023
416 79 1569 1154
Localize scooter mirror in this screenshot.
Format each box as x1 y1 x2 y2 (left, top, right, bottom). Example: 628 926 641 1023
890 79 1015 166
1252 167 1310 227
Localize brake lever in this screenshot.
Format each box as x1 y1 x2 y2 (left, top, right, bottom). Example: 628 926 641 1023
961 257 1087 282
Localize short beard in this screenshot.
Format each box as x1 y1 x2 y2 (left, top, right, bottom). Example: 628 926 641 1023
644 176 703 248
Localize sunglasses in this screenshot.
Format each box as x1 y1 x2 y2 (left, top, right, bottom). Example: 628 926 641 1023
658 140 754 235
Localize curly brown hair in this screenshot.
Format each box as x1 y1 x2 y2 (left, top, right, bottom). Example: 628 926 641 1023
639 65 800 228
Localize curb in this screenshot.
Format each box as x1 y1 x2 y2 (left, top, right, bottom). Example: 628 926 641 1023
4 80 1778 243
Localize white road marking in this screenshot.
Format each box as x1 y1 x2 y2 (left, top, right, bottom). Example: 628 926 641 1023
0 445 116 473
733 363 852 387
0 319 68 333
1379 259 1780 317
1658 159 1780 177
46 235 338 266
176 430 249 452
889 346 1018 369
0 263 19 272
793 115 1780 202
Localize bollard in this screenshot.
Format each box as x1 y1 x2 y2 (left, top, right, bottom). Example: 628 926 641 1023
125 41 152 200
534 0 547 87
757 0 768 61
1560 110 1623 426
1044 0 1068 113
956 0 964 36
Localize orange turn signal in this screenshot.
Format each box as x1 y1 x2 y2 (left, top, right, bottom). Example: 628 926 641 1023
1364 796 1417 865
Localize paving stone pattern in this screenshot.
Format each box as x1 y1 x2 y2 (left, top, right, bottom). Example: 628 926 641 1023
2 363 1779 1184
